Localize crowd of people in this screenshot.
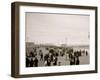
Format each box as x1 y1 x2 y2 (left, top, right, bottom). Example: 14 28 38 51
26 46 89 67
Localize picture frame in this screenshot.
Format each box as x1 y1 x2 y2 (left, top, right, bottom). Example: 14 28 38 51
11 2 98 78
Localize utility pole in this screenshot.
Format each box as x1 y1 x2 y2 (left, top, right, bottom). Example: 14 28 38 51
65 37 68 46
88 32 90 39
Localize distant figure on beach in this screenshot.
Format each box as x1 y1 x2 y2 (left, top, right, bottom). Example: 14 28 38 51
70 55 75 65
44 60 47 66
47 57 51 66
58 62 61 66
44 53 49 61
86 51 88 56
26 57 30 67
34 57 38 67
30 51 34 57
39 50 43 61
33 48 37 56
30 58 34 67
53 56 58 66
75 57 80 65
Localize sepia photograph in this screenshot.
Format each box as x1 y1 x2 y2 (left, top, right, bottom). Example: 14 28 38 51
25 12 90 67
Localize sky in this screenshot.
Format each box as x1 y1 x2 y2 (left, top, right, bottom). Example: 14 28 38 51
25 12 90 46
